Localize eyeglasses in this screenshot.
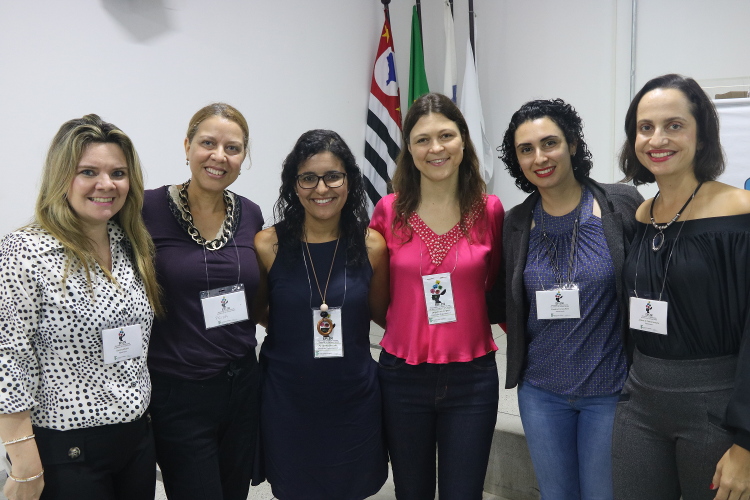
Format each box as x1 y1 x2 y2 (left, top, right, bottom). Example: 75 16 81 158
296 172 347 189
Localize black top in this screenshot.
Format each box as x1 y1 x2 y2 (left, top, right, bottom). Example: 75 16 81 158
624 213 750 448
259 223 387 499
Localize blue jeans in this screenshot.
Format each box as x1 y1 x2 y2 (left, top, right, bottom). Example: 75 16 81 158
378 350 499 500
517 382 618 500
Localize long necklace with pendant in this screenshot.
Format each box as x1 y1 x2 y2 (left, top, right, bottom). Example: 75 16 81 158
304 232 340 336
649 182 703 252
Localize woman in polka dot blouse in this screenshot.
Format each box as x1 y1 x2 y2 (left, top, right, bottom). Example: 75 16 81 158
495 99 642 499
369 93 505 499
0 115 162 500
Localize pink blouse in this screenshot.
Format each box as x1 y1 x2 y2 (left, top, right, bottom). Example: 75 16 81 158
370 194 504 364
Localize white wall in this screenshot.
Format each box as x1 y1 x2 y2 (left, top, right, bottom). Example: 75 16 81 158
0 0 382 234
2 0 750 237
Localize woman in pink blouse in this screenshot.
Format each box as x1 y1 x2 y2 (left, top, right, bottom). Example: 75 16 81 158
370 92 504 500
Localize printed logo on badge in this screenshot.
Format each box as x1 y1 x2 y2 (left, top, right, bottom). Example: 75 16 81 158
316 316 336 337
118 328 125 343
214 295 237 324
430 281 448 305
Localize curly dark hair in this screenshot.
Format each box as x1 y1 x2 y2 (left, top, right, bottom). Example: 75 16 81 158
499 99 593 193
392 92 485 239
619 74 724 185
273 129 369 266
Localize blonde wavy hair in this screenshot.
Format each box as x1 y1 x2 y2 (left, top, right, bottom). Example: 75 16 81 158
34 114 163 316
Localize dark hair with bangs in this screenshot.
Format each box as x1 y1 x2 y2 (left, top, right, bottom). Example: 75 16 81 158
499 98 593 194
619 74 724 185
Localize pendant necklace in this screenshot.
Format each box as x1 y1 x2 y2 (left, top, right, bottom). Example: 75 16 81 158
649 182 703 252
303 231 340 333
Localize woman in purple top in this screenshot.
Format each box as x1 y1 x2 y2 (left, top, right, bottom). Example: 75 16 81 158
142 103 263 500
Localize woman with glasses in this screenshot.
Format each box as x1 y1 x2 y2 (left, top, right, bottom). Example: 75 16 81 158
254 129 389 499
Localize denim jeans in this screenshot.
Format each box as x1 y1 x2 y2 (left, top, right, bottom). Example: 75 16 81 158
378 350 499 500
517 382 618 500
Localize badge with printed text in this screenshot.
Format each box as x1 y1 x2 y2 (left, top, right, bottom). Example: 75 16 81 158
629 297 668 335
422 273 457 325
312 307 344 358
535 285 581 320
101 324 142 364
200 283 249 329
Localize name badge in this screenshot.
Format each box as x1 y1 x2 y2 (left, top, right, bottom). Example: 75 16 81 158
422 272 457 325
313 307 344 358
101 324 142 364
629 297 668 335
200 283 249 329
535 285 581 319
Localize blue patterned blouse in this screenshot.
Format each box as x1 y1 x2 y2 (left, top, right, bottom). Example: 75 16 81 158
522 186 627 396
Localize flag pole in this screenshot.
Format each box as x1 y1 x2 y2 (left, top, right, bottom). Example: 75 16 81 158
468 0 475 59
381 0 390 22
416 0 424 48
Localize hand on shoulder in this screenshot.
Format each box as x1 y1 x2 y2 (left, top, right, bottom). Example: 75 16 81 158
366 228 387 265
254 227 278 271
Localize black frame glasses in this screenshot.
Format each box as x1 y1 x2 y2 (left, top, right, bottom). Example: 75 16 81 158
296 172 347 189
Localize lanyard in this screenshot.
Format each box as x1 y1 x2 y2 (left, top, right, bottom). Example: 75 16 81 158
202 236 241 291
536 191 583 290
632 204 692 301
301 241 348 310
419 239 459 277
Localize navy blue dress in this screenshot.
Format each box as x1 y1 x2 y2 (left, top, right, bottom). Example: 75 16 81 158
260 228 388 500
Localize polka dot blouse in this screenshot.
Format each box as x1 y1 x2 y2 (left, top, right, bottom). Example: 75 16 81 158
0 222 153 430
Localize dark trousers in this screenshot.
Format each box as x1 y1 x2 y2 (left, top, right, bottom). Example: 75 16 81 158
149 353 261 500
34 414 155 500
378 350 499 500
612 349 736 500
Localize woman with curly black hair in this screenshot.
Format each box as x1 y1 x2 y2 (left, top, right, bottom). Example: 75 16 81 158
254 129 389 500
496 98 642 499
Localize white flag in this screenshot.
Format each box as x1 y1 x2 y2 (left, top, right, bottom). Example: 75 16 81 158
443 1 457 103
460 38 493 183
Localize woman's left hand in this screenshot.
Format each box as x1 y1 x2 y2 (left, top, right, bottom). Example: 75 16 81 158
712 444 750 499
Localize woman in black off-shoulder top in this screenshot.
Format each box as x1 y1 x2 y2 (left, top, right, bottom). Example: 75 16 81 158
613 73 750 500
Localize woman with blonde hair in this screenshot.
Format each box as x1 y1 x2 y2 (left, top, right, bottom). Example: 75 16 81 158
0 114 161 500
143 103 264 500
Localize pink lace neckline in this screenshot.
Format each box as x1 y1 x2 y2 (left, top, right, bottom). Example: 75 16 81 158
408 196 486 265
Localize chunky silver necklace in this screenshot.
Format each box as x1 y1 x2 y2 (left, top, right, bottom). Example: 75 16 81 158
177 179 235 250
649 182 703 252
